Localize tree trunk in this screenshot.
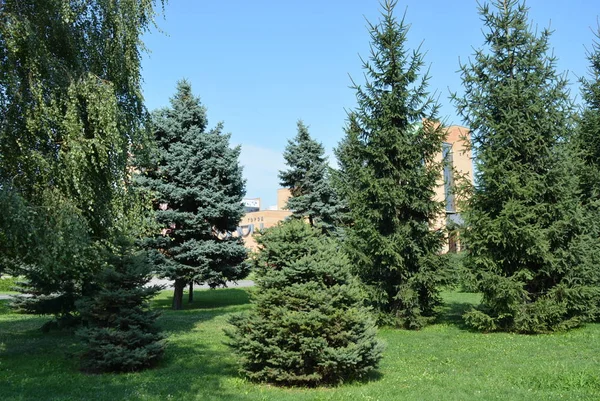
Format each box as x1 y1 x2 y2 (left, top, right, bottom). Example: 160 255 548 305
188 282 194 303
172 279 185 310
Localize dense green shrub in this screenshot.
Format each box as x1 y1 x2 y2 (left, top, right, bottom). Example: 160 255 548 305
76 238 164 373
226 220 383 386
3 188 99 326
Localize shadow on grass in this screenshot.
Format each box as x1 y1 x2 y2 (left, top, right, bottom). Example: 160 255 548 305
0 315 76 361
0 299 12 315
352 369 384 386
118 341 253 401
0 329 253 400
0 297 254 400
435 292 482 330
436 301 473 329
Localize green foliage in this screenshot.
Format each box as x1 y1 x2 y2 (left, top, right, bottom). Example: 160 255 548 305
445 252 478 293
1 182 155 324
575 28 600 285
138 80 248 310
577 27 600 203
0 276 18 293
76 237 164 373
0 184 34 275
576 28 600 325
1 187 98 324
0 0 163 319
250 217 323 277
335 0 448 329
0 0 160 236
279 120 342 234
453 0 600 333
226 220 383 386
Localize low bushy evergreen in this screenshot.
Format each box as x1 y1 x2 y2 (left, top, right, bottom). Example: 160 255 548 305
226 220 383 386
4 188 98 328
76 238 164 373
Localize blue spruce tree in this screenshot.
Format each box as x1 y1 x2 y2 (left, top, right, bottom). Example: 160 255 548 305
138 80 248 310
279 120 342 235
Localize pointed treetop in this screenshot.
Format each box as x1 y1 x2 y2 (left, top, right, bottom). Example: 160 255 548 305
581 25 600 109
279 120 328 198
352 0 438 136
170 79 208 132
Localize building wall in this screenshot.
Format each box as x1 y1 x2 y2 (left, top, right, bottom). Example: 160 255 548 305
236 209 292 250
277 188 291 211
432 125 473 252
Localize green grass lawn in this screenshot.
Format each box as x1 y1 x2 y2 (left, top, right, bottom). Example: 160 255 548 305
1 289 599 401
0 276 19 294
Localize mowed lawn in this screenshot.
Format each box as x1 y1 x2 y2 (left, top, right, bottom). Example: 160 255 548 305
1 289 599 401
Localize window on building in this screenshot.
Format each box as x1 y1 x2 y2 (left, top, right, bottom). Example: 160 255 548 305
442 142 456 213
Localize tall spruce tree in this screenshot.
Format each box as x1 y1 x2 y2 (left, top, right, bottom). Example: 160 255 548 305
573 27 600 324
577 28 600 205
336 0 448 329
454 0 600 333
138 80 248 310
0 0 161 320
279 120 341 234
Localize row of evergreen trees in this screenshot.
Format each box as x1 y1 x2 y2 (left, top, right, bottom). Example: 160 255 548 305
266 0 600 334
2 0 600 383
228 0 600 386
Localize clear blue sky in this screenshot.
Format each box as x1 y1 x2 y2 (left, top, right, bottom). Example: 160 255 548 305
141 0 599 209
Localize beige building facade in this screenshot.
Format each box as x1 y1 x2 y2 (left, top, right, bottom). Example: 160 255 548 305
236 189 292 250
433 125 473 252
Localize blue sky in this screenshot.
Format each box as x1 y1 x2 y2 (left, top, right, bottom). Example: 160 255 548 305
141 0 599 208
